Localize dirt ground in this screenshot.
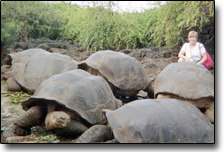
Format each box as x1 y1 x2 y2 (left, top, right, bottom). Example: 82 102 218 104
1 49 213 143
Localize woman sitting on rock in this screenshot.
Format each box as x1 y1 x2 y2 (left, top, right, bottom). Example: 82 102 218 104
178 30 207 68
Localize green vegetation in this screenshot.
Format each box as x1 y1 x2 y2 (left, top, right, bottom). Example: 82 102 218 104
1 1 66 44
37 134 60 143
1 80 31 104
1 1 214 50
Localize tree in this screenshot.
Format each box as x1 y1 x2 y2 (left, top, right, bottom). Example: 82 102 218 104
1 1 214 50
1 1 66 45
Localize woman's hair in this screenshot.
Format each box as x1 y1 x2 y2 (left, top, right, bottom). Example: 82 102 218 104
188 31 198 39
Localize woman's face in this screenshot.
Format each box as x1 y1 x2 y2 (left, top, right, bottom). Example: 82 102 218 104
188 36 197 45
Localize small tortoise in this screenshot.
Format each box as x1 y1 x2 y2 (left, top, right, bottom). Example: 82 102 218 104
154 62 214 123
2 69 122 140
78 50 154 98
5 48 78 94
75 99 214 143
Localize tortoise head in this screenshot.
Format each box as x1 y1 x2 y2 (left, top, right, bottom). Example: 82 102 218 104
45 111 71 130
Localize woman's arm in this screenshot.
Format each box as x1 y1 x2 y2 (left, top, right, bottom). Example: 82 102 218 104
196 52 207 65
178 50 192 62
178 50 185 58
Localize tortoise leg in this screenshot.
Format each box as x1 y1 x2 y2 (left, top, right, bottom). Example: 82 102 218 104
54 120 88 138
6 77 22 92
144 78 154 98
11 106 46 136
75 125 114 143
204 102 214 124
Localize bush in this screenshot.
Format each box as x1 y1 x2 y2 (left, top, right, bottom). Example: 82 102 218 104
1 1 66 45
1 21 20 45
1 1 214 50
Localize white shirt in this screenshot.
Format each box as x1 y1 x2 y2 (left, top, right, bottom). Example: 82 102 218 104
181 42 206 61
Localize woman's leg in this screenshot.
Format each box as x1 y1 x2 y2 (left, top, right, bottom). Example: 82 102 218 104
194 60 206 68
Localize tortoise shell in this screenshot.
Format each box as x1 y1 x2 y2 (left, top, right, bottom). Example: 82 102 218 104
154 62 214 99
105 99 214 143
10 49 78 94
22 69 122 125
78 50 152 96
7 48 46 65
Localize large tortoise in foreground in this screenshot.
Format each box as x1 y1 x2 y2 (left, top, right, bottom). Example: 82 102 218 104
78 50 154 98
5 48 78 94
76 99 214 143
2 69 122 142
154 62 214 123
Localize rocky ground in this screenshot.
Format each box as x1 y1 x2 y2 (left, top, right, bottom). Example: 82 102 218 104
1 39 214 143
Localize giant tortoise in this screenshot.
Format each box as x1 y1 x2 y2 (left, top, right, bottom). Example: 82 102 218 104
3 48 46 83
78 50 154 98
2 69 122 140
154 62 214 123
75 99 214 143
5 48 46 65
5 48 78 94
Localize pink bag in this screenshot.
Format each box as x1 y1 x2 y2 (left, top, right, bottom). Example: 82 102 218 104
199 45 213 69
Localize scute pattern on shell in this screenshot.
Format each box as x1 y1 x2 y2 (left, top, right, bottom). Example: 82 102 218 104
22 69 122 125
79 50 149 92
154 62 214 99
8 48 46 65
10 49 78 94
105 99 214 143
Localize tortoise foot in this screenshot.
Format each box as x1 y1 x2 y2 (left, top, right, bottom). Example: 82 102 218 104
75 125 114 143
13 123 31 136
204 103 214 124
6 77 22 91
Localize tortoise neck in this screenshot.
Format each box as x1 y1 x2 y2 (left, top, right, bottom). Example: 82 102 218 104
47 102 57 113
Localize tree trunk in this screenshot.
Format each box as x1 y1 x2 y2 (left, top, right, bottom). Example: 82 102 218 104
21 24 28 42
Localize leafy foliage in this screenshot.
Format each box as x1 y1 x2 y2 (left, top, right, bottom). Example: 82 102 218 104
1 1 214 50
37 135 60 143
1 89 31 104
1 1 66 45
142 1 214 49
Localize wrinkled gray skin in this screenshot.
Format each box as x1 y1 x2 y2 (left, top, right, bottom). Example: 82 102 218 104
2 69 122 141
76 99 214 143
75 125 115 143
